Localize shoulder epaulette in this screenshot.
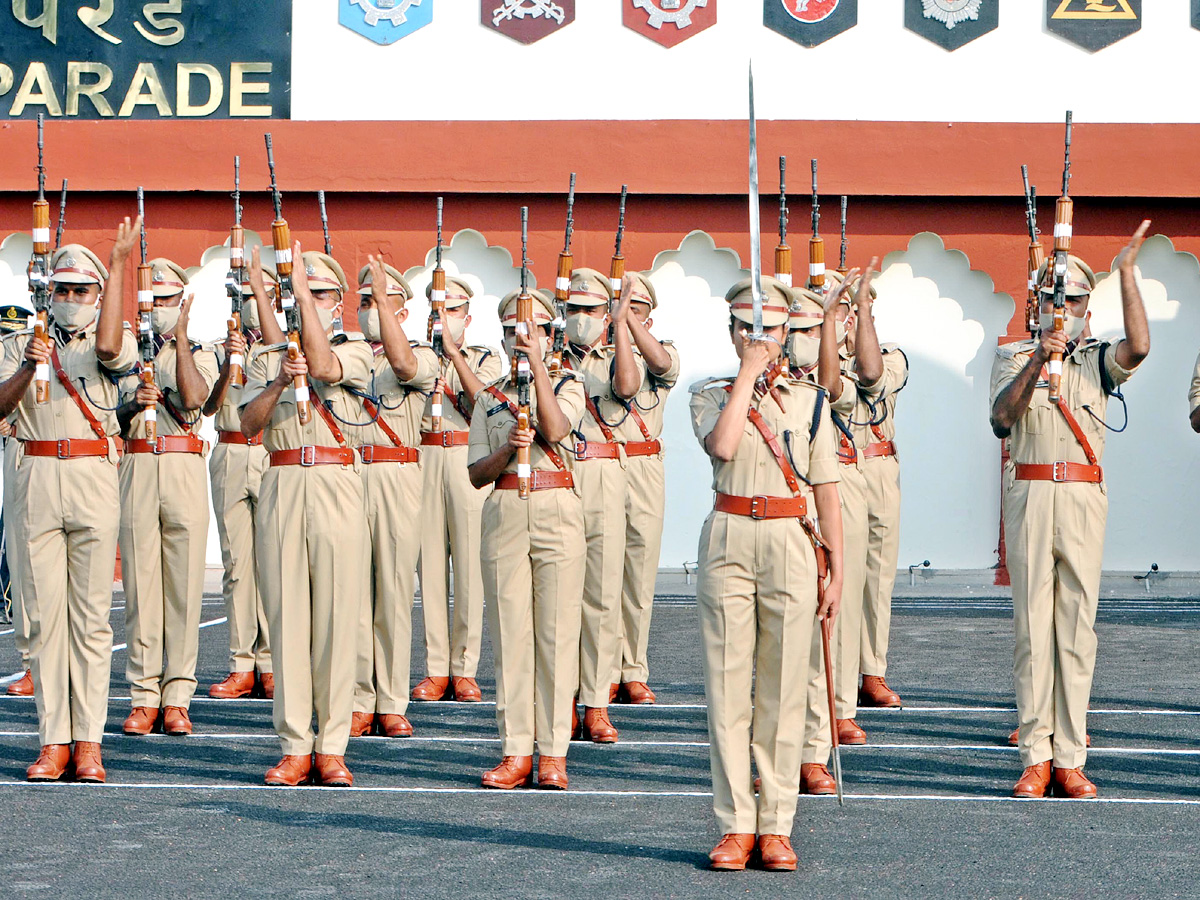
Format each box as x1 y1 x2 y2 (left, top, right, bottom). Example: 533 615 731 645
688 375 734 395
1 327 34 340
880 342 902 353
996 339 1037 360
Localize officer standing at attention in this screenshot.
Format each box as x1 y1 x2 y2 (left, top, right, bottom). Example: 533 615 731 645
117 260 218 738
692 276 842 872
0 223 141 783
413 275 502 704
991 222 1150 800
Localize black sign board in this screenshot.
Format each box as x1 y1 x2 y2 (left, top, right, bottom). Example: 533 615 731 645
1 1 292 119
904 1 998 51
1046 0 1140 52
764 0 857 48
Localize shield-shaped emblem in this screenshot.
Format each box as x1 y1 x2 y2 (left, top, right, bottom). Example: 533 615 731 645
1046 0 1140 52
764 0 857 48
339 0 434 45
623 0 718 48
904 0 997 50
484 0 576 44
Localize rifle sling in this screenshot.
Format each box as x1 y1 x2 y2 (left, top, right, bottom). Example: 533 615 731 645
484 385 566 471
360 396 414 451
309 384 347 448
1038 363 1100 466
51 345 106 440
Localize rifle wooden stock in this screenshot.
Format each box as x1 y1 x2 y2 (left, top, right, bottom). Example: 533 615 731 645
32 310 49 404
429 266 446 431
136 259 157 442
228 221 246 387
270 218 310 425
1027 238 1044 338
776 156 791 286
551 249 571 373
30 190 51 404
1048 194 1073 403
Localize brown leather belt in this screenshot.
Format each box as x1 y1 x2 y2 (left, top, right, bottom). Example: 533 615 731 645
218 430 262 447
495 470 574 491
421 431 469 448
574 441 621 460
358 444 420 464
269 446 355 467
22 438 109 459
625 440 662 457
714 491 807 519
863 441 896 459
1014 462 1103 484
126 435 206 455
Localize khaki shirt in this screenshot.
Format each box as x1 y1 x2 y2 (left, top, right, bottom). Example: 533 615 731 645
350 342 438 449
564 343 646 444
240 336 373 454
420 345 503 433
121 338 219 439
838 344 907 448
690 374 840 497
212 337 265 433
0 321 138 442
989 337 1136 467
613 340 680 444
1188 349 1200 414
467 370 586 476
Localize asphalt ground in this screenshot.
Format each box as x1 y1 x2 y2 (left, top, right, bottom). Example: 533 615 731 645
0 590 1198 898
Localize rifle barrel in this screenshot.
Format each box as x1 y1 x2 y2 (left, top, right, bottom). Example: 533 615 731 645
1062 111 1073 197
265 133 283 220
233 156 242 225
137 187 147 264
615 185 627 255
779 156 788 242
55 179 67 250
36 113 45 199
564 173 576 254
810 158 820 236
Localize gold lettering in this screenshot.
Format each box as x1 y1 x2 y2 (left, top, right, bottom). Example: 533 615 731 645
177 63 222 117
12 0 58 45
135 0 184 46
77 0 121 45
0 65 13 97
230 63 271 117
10 62 62 116
67 61 114 116
118 62 171 117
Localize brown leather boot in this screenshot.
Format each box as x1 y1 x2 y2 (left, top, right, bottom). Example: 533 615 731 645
1053 767 1097 799
801 762 836 795
123 706 159 736
537 756 568 790
620 682 656 704
481 755 533 789
757 834 798 871
608 683 620 704
583 707 619 743
349 712 374 737
314 754 353 787
26 744 71 781
411 676 450 701
858 675 902 708
6 669 33 697
1012 761 1052 798
258 672 275 700
837 718 867 745
162 707 192 735
265 754 312 786
208 671 255 699
72 742 106 783
709 834 755 871
452 677 482 702
377 714 413 737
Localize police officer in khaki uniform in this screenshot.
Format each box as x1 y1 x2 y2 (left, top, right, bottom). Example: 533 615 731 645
0 224 141 783
349 257 436 738
1 305 34 698
240 243 372 788
413 275 502 703
562 267 643 742
207 250 281 701
611 272 679 705
693 276 842 872
117 259 218 738
991 222 1150 800
468 287 586 791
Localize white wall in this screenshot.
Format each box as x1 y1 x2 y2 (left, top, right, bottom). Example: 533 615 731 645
297 0 1200 124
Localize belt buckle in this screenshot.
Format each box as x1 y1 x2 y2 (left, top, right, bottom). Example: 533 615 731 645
56 439 70 459
441 432 454 448
360 445 374 464
575 440 587 460
300 445 316 467
153 436 165 455
750 495 769 519
1052 461 1067 482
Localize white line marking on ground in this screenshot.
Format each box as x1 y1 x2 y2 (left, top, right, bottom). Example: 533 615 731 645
111 617 226 654
0 629 14 637
0 670 25 685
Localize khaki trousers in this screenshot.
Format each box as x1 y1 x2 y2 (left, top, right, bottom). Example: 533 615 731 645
697 511 818 837
1004 477 1105 771
575 457 627 708
803 462 869 763
119 452 209 709
417 444 488 679
619 455 665 684
481 487 584 758
4 438 29 665
861 455 901 677
209 441 270 674
355 460 423 716
258 463 366 757
20 453 117 745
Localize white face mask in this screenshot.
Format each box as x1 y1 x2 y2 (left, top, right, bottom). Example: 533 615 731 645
445 315 467 345
358 308 381 343
566 312 606 348
788 331 820 370
316 304 341 334
241 294 261 331
151 306 180 336
1039 310 1087 340
834 319 847 346
51 300 98 332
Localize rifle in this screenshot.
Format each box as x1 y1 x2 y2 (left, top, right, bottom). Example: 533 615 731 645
136 187 157 442
837 195 848 276
607 184 627 343
54 179 67 251
550 173 575 373
514 207 533 499
1048 112 1073 404
1022 165 1044 339
264 133 311 424
226 157 246 387
317 190 343 338
28 114 51 405
428 196 447 431
808 159 825 293
775 157 791 287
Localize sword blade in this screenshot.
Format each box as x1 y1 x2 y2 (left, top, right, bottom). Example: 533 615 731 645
832 744 845 807
747 63 763 338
